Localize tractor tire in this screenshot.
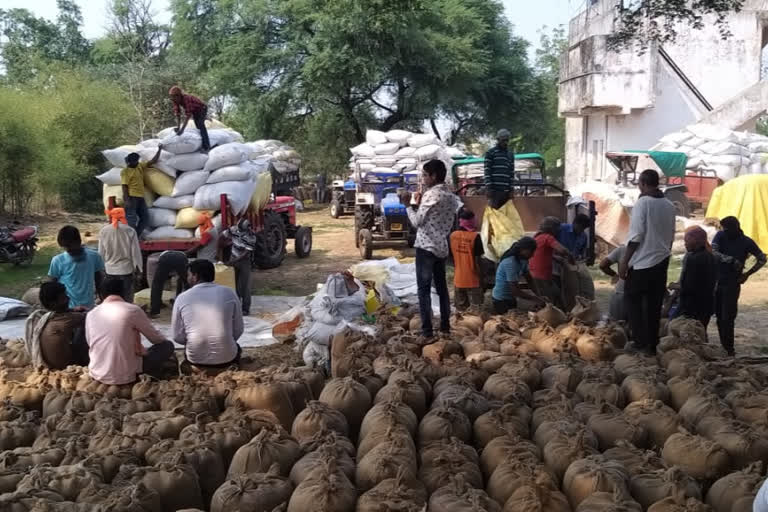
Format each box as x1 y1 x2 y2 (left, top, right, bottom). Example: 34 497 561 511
252 210 287 269
295 226 312 258
665 189 691 218
356 207 375 229
330 199 342 218
359 229 374 260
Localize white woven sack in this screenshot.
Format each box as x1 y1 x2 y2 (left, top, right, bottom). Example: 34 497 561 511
366 130 388 146
246 142 268 158
748 142 768 153
167 153 209 172
172 170 210 197
415 144 440 160
373 142 401 155
351 143 376 158
153 195 195 210
394 147 416 158
147 208 177 228
138 147 173 163
371 167 396 174
208 129 243 147
138 138 162 148
194 180 257 215
207 163 252 184
660 131 692 145
145 227 194 240
203 142 250 172
386 130 413 145
398 157 417 165
96 167 122 186
103 146 140 167
703 154 746 167
373 156 397 167
153 161 178 178
686 123 737 143
161 131 202 154
156 126 199 139
408 133 438 148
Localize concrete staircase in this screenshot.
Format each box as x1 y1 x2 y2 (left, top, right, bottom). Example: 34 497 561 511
696 79 768 131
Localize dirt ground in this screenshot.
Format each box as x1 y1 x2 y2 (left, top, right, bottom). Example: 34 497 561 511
3 205 767 356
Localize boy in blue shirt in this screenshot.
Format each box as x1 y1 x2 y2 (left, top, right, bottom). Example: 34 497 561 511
491 236 546 314
48 226 105 309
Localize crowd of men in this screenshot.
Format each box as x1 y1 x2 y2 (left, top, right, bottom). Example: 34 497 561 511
23 86 260 385
406 129 765 357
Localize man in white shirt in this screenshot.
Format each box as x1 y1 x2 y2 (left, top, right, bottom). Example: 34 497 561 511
619 169 676 354
172 259 244 370
98 207 142 303
405 159 462 339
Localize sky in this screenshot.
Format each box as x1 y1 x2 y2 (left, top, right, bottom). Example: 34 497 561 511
5 0 582 51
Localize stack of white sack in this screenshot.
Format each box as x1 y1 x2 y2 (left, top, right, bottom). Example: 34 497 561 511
348 129 453 176
296 273 368 370
652 123 768 181
96 120 283 240
250 140 302 175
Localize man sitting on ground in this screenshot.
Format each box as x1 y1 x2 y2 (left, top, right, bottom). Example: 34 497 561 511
172 259 244 372
85 278 174 385
24 282 89 370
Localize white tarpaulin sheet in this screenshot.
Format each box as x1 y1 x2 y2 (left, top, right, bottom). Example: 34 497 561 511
0 295 306 349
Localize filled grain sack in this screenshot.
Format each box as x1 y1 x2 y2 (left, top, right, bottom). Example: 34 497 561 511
144 227 194 240
145 169 175 197
175 208 211 229
208 129 244 147
207 162 254 184
161 131 202 154
167 153 209 172
147 208 177 228
351 143 376 158
172 170 210 197
153 195 195 210
366 130 388 146
194 179 257 215
408 133 438 148
96 167 122 186
373 142 401 155
386 130 413 144
103 145 140 167
204 143 250 172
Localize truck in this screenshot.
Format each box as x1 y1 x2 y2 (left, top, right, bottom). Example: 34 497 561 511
108 193 312 281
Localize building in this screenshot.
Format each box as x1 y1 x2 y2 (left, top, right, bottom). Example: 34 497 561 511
559 0 768 188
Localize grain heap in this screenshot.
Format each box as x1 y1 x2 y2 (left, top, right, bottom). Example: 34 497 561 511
0 308 767 511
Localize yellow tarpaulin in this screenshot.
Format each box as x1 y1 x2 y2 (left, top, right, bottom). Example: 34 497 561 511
480 201 525 262
706 174 768 253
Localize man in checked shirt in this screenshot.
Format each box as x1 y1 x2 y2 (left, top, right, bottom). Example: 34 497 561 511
169 85 211 152
405 159 462 340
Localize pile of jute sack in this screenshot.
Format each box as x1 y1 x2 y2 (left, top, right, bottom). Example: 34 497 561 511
96 120 300 239
348 129 457 177
653 123 768 181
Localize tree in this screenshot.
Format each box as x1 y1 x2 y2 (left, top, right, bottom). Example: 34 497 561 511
0 0 91 83
608 0 744 50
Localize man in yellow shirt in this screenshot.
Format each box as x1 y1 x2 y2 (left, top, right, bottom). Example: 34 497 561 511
122 145 162 235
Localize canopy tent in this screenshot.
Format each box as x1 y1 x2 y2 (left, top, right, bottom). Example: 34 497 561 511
706 174 768 252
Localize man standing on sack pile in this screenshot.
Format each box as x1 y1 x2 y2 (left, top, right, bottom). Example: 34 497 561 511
484 129 514 210
405 159 462 340
619 169 676 355
712 216 766 356
122 145 162 236
169 86 211 153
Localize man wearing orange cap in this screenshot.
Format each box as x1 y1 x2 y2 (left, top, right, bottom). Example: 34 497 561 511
98 207 143 303
169 86 210 152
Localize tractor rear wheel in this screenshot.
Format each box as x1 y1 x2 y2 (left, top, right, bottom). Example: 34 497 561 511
295 226 312 258
253 210 287 269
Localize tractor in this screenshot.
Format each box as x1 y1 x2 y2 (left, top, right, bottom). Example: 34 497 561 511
329 176 357 218
353 169 415 259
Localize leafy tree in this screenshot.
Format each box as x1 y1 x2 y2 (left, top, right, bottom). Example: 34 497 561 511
608 0 744 50
0 0 91 83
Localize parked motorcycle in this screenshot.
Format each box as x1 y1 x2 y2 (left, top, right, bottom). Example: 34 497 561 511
0 225 38 265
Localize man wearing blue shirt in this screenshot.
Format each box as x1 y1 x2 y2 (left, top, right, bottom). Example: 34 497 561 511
558 214 590 260
556 214 593 308
48 226 105 309
491 236 545 314
711 216 766 356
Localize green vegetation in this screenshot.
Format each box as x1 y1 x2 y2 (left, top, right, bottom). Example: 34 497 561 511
0 246 56 298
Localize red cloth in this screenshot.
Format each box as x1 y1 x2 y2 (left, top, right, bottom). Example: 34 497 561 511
173 93 206 116
528 233 558 280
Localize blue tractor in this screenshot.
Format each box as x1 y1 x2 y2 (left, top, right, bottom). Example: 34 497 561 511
354 169 415 259
329 176 356 218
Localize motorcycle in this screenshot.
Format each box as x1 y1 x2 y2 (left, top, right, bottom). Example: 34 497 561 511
0 225 38 265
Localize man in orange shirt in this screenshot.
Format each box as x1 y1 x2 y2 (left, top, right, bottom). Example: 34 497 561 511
450 209 485 310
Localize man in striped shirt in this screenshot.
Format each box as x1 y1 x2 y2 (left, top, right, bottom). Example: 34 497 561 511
484 129 515 209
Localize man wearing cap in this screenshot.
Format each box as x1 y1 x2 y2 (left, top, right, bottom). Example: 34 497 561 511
169 86 210 152
484 129 515 209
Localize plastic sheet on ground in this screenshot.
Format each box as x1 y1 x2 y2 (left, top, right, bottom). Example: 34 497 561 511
0 297 31 321
0 295 306 349
351 258 443 315
706 174 768 252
